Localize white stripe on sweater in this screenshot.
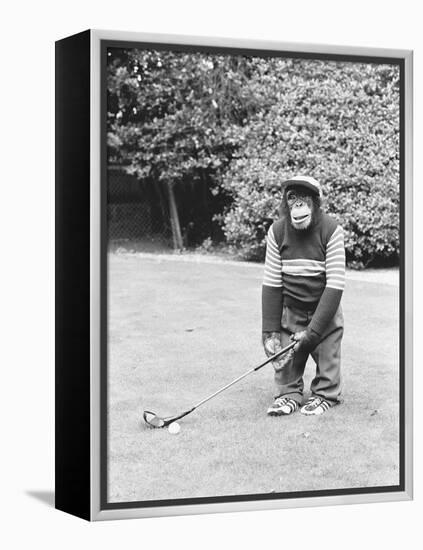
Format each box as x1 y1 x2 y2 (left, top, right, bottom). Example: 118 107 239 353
326 226 345 290
326 250 345 260
263 226 282 287
282 264 325 277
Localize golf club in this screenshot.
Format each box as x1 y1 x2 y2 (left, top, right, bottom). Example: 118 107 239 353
143 340 296 428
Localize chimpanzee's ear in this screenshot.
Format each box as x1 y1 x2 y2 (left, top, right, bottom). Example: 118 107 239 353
313 194 323 209
263 218 273 233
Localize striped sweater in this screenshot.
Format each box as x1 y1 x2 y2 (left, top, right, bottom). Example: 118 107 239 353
262 210 346 337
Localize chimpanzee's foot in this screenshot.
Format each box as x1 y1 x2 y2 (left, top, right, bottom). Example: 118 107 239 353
267 396 299 416
300 396 332 416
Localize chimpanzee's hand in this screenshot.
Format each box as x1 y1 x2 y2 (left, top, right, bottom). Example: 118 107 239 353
262 332 282 358
291 329 320 353
262 332 294 372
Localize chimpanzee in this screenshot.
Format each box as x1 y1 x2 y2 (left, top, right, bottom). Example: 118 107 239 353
262 175 345 416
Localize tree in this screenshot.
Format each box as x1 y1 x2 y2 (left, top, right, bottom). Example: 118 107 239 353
107 48 259 249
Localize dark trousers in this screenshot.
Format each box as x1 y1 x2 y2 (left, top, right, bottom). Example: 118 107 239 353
275 304 344 404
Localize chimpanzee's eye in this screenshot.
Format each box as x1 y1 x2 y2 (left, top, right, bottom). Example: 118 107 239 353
287 190 310 204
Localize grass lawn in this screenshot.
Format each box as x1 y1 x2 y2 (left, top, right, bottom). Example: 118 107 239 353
107 254 400 503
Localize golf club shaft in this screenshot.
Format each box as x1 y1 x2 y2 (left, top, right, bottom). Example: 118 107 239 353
192 341 295 410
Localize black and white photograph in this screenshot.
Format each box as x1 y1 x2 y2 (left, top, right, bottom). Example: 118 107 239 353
3 0 423 545
103 39 406 507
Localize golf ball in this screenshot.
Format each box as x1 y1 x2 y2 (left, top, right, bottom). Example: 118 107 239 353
168 422 181 434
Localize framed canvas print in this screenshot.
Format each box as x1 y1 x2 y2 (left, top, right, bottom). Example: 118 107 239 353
55 29 413 521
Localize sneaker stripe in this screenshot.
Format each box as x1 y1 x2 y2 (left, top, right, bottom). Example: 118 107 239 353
267 396 299 415
287 399 298 412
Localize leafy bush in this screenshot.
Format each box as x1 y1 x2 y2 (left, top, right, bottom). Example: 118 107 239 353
220 58 400 266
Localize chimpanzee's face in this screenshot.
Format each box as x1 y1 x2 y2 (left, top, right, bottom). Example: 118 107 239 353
286 186 314 230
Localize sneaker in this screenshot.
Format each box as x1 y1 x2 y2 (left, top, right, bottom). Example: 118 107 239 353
300 396 332 416
267 396 299 416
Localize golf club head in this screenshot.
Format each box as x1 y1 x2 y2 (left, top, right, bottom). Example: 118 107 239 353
143 410 166 428
143 408 194 429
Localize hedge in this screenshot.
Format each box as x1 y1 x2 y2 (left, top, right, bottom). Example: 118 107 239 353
220 58 400 267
